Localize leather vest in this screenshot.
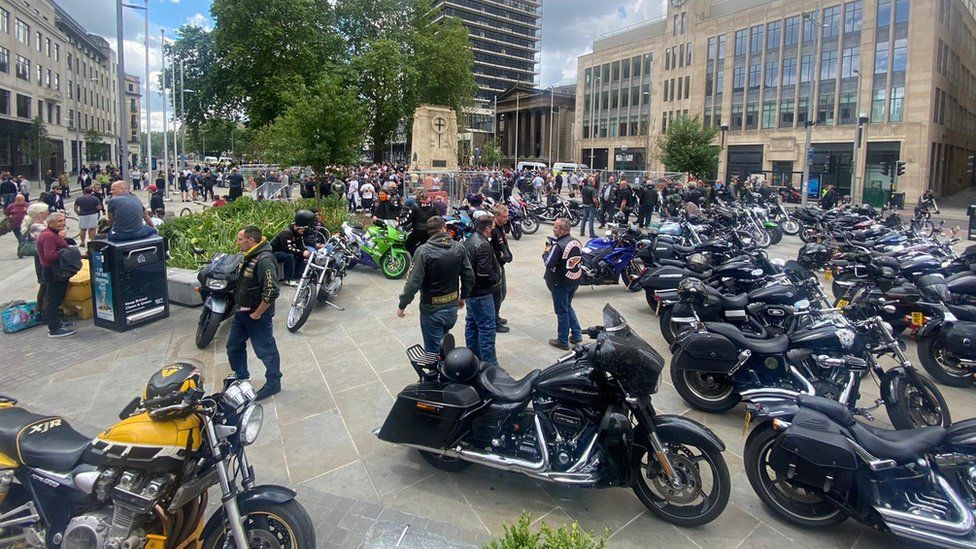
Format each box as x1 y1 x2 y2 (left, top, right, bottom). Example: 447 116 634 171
420 239 466 306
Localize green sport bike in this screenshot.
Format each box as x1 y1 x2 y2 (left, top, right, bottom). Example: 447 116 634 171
341 220 412 279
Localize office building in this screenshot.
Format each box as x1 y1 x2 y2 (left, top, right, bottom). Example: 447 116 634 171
124 73 140 168
576 0 976 205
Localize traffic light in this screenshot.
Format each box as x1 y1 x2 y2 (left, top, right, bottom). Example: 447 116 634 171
881 160 891 176
896 161 906 176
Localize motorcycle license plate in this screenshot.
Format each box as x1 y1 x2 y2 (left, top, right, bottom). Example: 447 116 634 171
837 299 849 309
742 411 752 437
912 312 925 326
824 269 833 282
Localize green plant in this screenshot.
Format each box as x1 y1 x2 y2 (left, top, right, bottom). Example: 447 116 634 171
655 115 719 180
159 195 348 269
485 513 608 549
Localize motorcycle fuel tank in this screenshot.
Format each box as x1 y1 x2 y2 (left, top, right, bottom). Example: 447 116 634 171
534 358 604 406
747 284 801 305
790 324 862 354
583 237 614 255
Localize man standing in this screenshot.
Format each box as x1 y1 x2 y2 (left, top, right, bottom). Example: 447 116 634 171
820 184 838 210
226 167 244 201
397 217 475 353
4 194 28 250
130 167 142 191
637 181 658 227
543 218 583 350
226 226 282 400
599 176 616 228
0 175 16 207
36 212 76 338
579 176 598 238
532 171 545 201
615 178 634 223
107 180 157 241
489 204 512 333
463 216 501 366
44 169 55 192
73 187 102 247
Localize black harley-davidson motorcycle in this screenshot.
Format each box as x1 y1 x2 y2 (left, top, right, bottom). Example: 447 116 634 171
376 305 731 527
743 393 976 548
916 272 976 386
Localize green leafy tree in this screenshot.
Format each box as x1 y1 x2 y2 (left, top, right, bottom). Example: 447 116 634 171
26 116 56 180
353 39 417 163
411 15 477 118
261 73 367 171
655 115 719 179
83 127 107 162
479 140 503 167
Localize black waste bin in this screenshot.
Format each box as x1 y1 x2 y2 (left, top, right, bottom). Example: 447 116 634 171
88 235 170 332
968 205 976 240
889 192 906 210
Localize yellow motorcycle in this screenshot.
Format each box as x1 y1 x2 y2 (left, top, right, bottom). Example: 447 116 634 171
0 362 314 548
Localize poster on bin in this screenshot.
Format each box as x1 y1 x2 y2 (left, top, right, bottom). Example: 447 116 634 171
91 251 115 321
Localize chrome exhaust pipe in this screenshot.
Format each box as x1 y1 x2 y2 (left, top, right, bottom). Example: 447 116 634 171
458 415 548 473
741 388 802 402
878 476 975 537
887 523 976 549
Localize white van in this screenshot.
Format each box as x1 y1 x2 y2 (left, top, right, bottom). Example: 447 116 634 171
516 161 548 171
552 162 588 174
203 156 219 166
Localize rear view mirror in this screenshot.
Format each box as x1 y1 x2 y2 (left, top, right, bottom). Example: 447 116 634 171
883 305 896 314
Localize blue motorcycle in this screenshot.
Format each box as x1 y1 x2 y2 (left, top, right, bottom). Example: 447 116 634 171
580 224 647 289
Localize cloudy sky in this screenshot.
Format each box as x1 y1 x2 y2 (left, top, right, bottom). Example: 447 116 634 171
55 0 668 133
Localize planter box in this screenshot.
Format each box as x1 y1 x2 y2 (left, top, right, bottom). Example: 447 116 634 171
167 267 203 307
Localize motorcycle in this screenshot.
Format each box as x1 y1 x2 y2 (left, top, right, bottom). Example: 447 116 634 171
193 250 242 349
0 363 315 548
376 305 731 527
579 224 645 288
916 272 976 387
743 393 976 548
342 220 411 279
507 195 538 237
286 230 352 333
768 198 800 236
528 195 580 227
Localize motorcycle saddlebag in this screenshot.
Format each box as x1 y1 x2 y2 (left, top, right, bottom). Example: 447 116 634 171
377 381 482 450
670 332 738 373
768 408 857 495
940 321 976 358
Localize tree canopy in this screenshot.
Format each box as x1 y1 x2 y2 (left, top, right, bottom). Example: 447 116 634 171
656 116 719 180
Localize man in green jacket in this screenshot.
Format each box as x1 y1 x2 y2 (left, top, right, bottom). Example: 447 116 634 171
397 216 475 353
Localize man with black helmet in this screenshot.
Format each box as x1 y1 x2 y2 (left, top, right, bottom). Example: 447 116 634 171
228 225 282 401
543 218 583 350
271 210 315 285
397 216 475 353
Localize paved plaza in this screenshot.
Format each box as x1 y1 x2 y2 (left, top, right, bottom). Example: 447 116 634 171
1 209 972 548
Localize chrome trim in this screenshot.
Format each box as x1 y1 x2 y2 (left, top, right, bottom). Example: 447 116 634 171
838 371 857 406
788 365 816 395
0 502 39 528
879 476 975 538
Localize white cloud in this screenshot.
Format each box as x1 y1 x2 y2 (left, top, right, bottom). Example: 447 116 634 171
185 13 213 32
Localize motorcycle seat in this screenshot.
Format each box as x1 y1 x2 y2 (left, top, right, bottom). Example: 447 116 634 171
0 407 90 472
704 322 789 354
719 291 748 308
797 394 855 427
849 422 946 463
478 367 541 403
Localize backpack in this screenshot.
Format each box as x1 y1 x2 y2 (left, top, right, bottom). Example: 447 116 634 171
1 301 42 333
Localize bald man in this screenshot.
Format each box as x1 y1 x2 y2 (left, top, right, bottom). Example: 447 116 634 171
107 180 157 241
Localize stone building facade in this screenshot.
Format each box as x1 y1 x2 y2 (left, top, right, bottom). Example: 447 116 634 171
495 83 575 167
124 73 140 169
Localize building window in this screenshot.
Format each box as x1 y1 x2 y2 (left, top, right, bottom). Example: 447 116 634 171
889 85 904 121
877 0 892 27
733 66 745 90
0 9 8 34
15 56 28 81
676 78 682 100
45 38 50 57
894 0 909 24
686 42 692 65
632 56 641 77
45 69 51 88
767 21 781 50
622 58 630 80
53 73 58 90
797 97 810 124
749 61 761 88
818 92 835 125
715 70 724 94
765 59 779 87
35 32 41 52
704 105 712 127
0 89 8 115
679 44 685 67
780 98 795 127
783 57 797 85
803 12 817 42
35 64 41 85
838 91 857 124
663 80 669 101
68 109 73 129
705 72 713 96
844 1 863 33
681 12 686 34
735 29 747 56
16 94 29 118
673 14 679 36
15 20 28 45
750 25 763 53
713 105 722 127
731 103 743 129
684 75 690 99
800 54 813 82
784 16 800 46
762 100 777 128
708 37 717 60
822 5 841 38
871 87 886 122
0 47 7 74
821 50 838 80
841 47 860 78
746 100 758 129
891 38 907 72
54 44 59 62
875 42 889 74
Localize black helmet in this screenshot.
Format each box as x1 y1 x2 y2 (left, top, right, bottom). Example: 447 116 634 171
677 277 709 306
797 243 829 270
686 252 709 273
144 361 204 417
294 210 315 227
439 348 481 383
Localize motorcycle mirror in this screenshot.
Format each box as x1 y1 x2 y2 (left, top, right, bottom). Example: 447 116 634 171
882 305 896 314
119 397 141 420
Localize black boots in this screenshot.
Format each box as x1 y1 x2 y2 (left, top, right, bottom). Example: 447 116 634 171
255 381 281 401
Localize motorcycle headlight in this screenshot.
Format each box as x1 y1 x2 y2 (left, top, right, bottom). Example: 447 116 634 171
207 278 228 290
238 403 264 445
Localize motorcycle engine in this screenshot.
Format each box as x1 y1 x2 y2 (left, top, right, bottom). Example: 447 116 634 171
61 510 113 549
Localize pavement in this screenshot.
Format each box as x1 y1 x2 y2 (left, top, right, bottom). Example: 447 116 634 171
3 187 976 548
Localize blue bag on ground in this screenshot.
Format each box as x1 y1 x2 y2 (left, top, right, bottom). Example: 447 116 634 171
1 300 42 333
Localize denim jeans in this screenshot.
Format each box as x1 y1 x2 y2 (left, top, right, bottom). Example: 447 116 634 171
549 284 582 344
580 205 597 237
464 294 497 366
227 308 281 383
493 268 506 320
420 306 458 353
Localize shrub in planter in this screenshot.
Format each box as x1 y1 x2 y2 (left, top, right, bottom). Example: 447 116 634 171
485 513 608 549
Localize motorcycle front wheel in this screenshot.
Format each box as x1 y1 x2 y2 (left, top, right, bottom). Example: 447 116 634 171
918 335 975 387
781 219 800 236
743 423 848 527
195 309 221 349
381 249 411 279
885 372 951 429
201 499 315 549
766 226 783 246
631 425 730 527
753 228 772 248
566 209 581 227
521 216 540 234
287 281 317 333
510 222 523 240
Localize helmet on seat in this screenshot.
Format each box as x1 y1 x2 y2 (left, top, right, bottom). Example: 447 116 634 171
294 210 316 227
677 277 709 306
439 348 481 384
686 252 709 273
144 361 204 417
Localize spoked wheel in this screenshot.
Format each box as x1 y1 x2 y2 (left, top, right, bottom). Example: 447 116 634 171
799 227 815 243
201 500 315 549
919 220 935 238
286 281 317 333
510 222 523 240
671 369 739 412
631 427 730 527
381 250 411 279
521 216 540 234
781 219 800 236
766 226 783 246
753 228 772 248
744 423 848 527
886 373 951 429
918 335 975 387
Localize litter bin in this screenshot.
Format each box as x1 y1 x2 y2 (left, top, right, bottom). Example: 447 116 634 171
88 235 170 332
968 205 976 240
888 192 906 210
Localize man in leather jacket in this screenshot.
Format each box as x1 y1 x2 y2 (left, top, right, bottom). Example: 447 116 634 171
270 223 308 284
228 226 282 401
397 216 475 353
543 218 583 350
464 215 501 366
489 204 513 333
404 189 439 254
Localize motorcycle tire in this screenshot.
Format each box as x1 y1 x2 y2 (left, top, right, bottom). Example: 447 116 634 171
920 220 935 238
645 290 659 311
670 368 739 413
521 216 540 235
201 499 316 549
567 210 581 227
381 249 411 279
287 282 317 333
830 272 857 301
885 373 951 430
799 227 815 243
418 449 472 472
195 309 221 349
917 334 975 387
767 226 783 246
781 219 800 236
754 228 772 248
659 307 691 345
630 424 730 527
743 422 849 528
510 222 523 241
624 260 643 292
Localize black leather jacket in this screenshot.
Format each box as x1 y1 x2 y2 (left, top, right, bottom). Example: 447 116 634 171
464 232 501 297
235 240 280 310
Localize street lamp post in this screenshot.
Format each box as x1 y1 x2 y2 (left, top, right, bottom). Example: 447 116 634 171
851 68 867 204
143 0 151 172
800 12 826 208
720 122 729 181
160 29 169 197
643 91 652 172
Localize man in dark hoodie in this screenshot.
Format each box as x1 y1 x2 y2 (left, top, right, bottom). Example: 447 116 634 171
463 215 501 366
397 216 475 353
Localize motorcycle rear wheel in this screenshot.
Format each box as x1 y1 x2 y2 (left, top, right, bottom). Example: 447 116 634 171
744 423 848 527
917 335 975 387
521 216 540 234
201 499 316 549
659 307 691 345
419 450 472 472
886 373 951 429
767 226 783 246
631 425 730 527
287 282 317 333
670 369 739 413
195 309 221 349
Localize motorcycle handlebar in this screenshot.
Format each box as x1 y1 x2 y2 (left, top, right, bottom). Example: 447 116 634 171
584 326 603 339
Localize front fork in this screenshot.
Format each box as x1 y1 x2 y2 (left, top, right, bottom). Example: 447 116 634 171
630 397 681 487
204 418 249 548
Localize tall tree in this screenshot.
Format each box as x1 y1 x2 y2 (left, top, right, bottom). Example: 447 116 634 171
655 116 719 179
161 25 224 129
411 15 477 118
353 39 417 163
26 117 56 180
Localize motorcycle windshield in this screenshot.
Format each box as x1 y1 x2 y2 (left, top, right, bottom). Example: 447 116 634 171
599 305 665 394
